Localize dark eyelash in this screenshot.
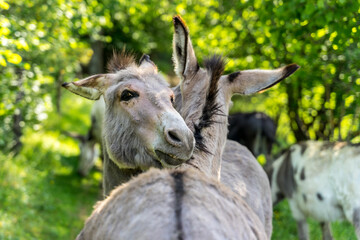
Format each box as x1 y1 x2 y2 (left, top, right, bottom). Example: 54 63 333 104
120 90 139 101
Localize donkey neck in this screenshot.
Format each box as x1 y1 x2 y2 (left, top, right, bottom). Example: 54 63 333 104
173 85 230 179
102 141 142 197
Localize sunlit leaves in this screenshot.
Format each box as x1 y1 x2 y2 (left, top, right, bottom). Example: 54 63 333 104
2 0 360 151
1 0 95 151
6 52 22 64
0 56 6 66
345 95 355 108
221 0 360 143
0 0 9 9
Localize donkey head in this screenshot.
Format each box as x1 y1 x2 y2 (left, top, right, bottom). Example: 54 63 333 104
172 15 299 178
62 51 195 170
173 15 299 106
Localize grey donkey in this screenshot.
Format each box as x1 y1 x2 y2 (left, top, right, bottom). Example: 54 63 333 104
73 36 269 240
63 15 299 239
171 15 299 238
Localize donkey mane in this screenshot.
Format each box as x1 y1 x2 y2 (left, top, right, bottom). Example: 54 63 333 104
194 54 225 154
107 49 136 73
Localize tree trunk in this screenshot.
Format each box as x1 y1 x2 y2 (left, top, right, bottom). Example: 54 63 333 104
55 71 63 113
286 82 308 141
89 40 104 74
10 68 25 155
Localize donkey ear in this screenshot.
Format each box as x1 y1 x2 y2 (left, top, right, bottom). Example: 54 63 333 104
139 54 158 73
223 64 300 95
62 74 111 100
172 15 199 79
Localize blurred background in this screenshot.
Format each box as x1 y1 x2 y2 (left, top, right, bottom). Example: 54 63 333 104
1 0 359 239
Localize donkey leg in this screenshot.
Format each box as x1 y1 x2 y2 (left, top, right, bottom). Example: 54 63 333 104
354 207 360 239
320 222 333 240
297 220 309 240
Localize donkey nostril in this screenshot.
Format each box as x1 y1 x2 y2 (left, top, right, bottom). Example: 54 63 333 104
168 130 181 143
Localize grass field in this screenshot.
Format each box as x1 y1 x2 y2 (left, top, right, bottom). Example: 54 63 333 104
0 94 357 239
272 201 356 239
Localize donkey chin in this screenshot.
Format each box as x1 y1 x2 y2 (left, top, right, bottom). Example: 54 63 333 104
154 150 191 168
152 129 195 168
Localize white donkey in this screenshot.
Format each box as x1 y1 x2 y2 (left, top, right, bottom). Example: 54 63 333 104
269 140 360 240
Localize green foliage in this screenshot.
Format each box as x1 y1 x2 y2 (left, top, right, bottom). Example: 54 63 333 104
3 0 359 150
224 0 360 144
2 0 360 238
0 137 101 239
0 94 100 239
0 0 92 152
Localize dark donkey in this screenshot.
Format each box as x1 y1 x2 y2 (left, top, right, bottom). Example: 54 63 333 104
228 111 277 167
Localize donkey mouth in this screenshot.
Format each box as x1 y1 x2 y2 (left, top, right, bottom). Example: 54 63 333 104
155 150 186 166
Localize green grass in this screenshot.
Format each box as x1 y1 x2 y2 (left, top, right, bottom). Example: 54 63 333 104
0 93 101 240
0 131 102 240
0 92 357 239
272 200 357 239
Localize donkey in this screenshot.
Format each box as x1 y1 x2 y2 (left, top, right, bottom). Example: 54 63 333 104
171 15 298 237
228 111 277 166
63 15 299 239
76 168 268 240
269 141 360 240
75 48 272 239
63 50 196 191
62 18 298 194
171 16 298 180
66 97 105 176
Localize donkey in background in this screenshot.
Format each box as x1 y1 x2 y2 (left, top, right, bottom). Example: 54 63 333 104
228 111 277 167
269 141 360 240
63 15 299 239
66 97 105 176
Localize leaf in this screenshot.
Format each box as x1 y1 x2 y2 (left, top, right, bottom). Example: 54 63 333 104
0 55 6 66
0 0 9 10
7 53 22 64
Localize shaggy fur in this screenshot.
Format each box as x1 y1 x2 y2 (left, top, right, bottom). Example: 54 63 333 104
107 49 136 73
193 55 225 154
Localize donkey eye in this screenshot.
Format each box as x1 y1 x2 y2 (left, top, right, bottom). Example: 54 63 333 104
170 96 175 105
120 90 139 101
